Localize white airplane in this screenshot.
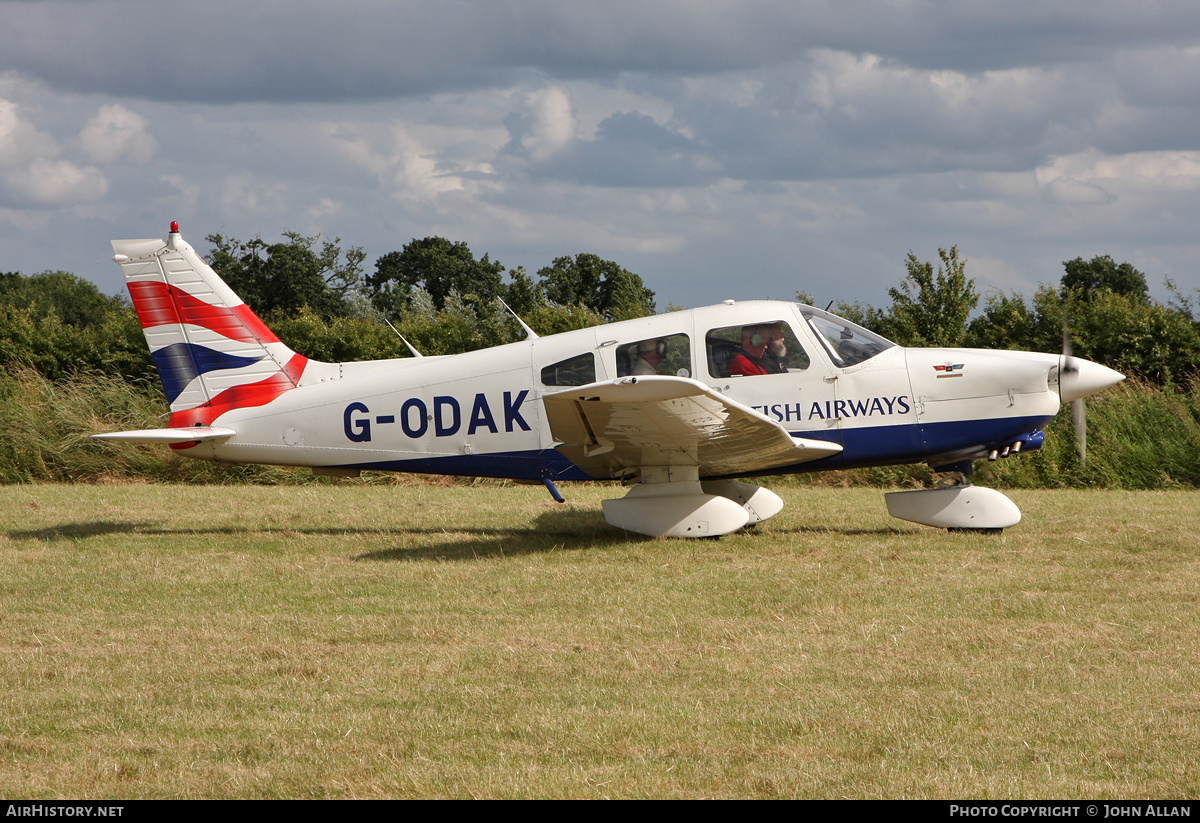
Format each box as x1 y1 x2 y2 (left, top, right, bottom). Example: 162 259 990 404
95 223 1124 538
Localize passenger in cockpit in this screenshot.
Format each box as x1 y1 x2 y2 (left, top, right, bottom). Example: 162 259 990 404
632 338 667 375
762 324 788 374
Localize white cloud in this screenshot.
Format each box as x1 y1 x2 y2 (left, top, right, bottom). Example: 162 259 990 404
384 129 468 201
0 98 115 207
219 173 288 216
79 104 157 164
1040 177 1113 206
155 173 201 217
307 197 342 221
1037 150 1200 201
1081 151 1200 190
321 126 391 178
6 157 108 205
0 99 58 168
0 206 53 233
515 86 577 162
319 117 502 205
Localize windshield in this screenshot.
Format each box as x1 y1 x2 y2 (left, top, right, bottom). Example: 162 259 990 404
800 307 896 368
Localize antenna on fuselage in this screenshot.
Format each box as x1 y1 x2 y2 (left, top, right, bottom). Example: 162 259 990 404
824 300 834 311
498 297 539 340
382 317 424 358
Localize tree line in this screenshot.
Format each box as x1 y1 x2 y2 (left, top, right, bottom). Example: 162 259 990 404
2 231 1199 386
4 234 1200 488
835 248 1200 386
0 232 658 378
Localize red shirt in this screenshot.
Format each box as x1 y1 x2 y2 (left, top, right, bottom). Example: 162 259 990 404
729 353 769 376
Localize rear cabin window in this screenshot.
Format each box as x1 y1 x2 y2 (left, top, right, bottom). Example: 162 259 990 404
706 321 810 378
615 333 691 378
541 353 596 386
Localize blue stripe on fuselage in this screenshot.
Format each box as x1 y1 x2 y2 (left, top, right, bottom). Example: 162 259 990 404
789 414 1056 470
329 414 1056 483
336 449 591 482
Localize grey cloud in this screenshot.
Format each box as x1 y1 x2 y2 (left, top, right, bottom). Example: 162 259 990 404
529 112 708 187
1113 47 1200 108
4 1 1200 103
4 0 1200 312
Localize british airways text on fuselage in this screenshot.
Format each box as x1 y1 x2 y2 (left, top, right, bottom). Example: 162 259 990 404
343 391 531 443
751 396 912 424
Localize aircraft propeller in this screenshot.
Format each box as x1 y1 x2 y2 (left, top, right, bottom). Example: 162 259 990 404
1062 325 1086 463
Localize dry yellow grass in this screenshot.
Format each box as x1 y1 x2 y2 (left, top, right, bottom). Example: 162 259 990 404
1 483 1197 798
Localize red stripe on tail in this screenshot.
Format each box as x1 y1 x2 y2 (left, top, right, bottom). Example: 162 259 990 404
168 353 308 428
128 281 280 344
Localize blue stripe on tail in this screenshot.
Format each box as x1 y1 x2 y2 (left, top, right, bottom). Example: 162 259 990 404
151 343 264 404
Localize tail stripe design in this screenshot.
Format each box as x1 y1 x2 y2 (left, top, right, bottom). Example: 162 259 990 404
113 228 309 421
128 281 280 344
151 343 265 405
169 352 309 428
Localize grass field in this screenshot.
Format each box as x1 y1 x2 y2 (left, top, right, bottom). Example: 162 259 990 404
1 482 1197 799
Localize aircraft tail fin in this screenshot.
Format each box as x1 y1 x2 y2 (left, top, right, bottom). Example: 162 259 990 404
111 222 309 427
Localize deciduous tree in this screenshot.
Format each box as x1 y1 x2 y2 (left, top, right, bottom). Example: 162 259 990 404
838 247 977 347
537 253 655 321
206 232 364 319
1062 255 1149 303
369 237 505 316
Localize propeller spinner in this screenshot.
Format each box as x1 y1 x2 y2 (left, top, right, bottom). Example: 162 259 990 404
1059 326 1124 463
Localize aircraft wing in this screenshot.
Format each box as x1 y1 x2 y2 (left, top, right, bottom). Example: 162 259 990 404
542 376 841 479
91 427 237 444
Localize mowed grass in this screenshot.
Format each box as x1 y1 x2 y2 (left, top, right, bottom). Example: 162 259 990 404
1 482 1197 799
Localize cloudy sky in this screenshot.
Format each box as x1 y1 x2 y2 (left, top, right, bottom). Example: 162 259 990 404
3 0 1200 313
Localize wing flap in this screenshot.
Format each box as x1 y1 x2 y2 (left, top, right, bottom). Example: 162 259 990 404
542 376 841 479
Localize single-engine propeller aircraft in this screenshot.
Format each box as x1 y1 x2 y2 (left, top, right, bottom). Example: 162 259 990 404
94 223 1125 538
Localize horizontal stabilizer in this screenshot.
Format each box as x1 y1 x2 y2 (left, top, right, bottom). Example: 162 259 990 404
91 426 237 444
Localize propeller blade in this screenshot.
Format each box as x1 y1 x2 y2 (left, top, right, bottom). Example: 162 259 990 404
1063 322 1084 462
1071 397 1087 464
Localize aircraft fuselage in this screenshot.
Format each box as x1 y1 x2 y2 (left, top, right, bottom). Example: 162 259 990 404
177 300 1063 481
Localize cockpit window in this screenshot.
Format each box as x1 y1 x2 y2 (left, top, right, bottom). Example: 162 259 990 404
801 308 896 368
616 333 691 378
541 352 596 386
706 321 809 377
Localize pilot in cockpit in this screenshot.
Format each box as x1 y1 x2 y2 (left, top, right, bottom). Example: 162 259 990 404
729 325 771 376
